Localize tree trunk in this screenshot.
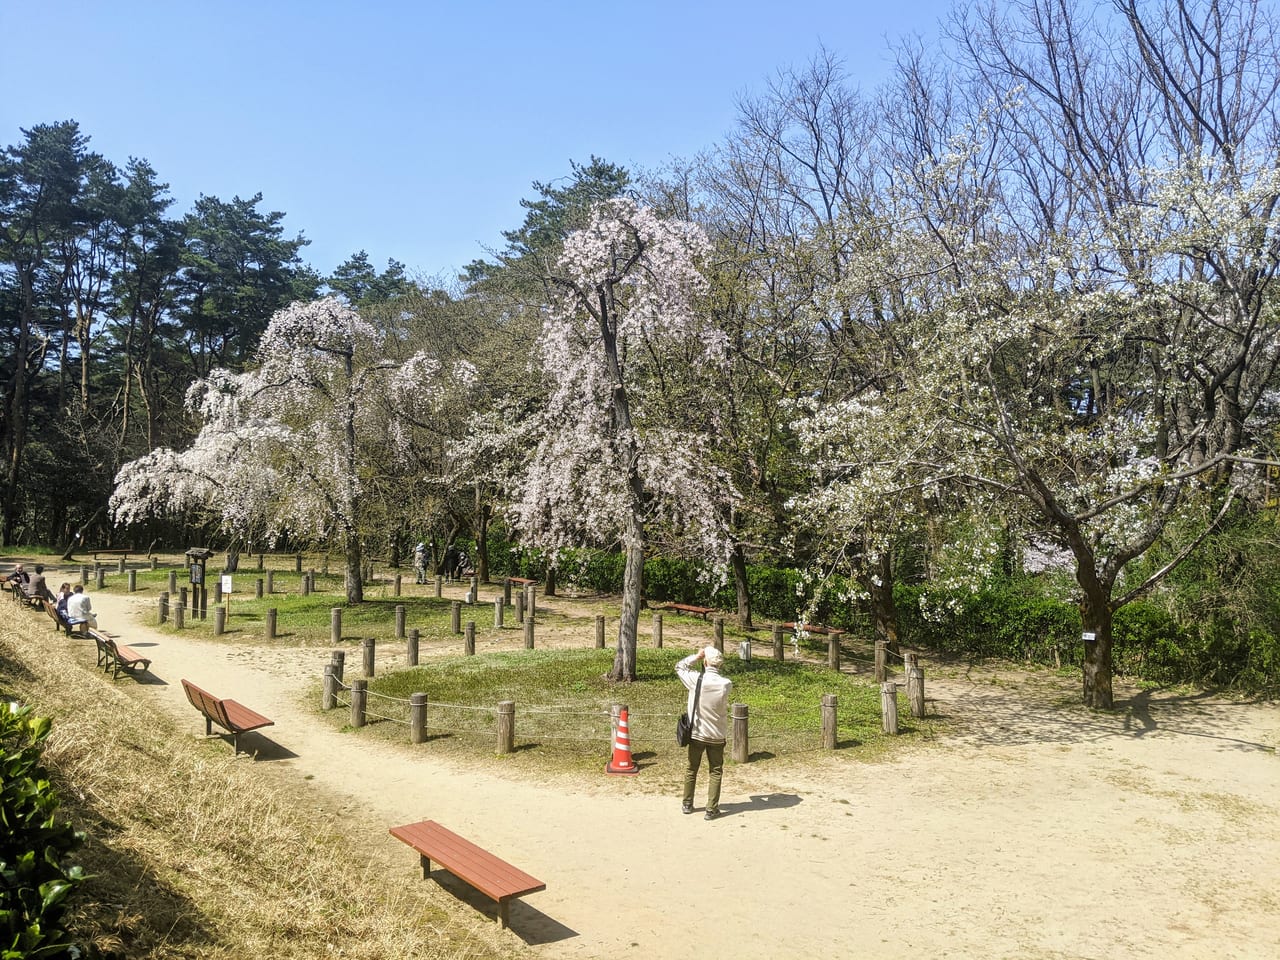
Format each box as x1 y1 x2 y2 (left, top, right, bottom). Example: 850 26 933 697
609 512 643 682
344 529 364 604
1079 591 1114 709
476 496 491 583
730 542 753 628
867 551 899 654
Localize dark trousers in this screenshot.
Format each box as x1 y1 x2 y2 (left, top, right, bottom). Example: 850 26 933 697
683 739 725 812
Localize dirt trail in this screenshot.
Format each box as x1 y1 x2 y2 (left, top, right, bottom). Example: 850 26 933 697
82 586 1280 960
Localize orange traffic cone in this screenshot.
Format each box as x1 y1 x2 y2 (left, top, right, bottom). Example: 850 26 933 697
605 708 639 775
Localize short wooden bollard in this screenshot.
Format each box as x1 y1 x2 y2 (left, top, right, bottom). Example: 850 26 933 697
881 682 899 735
167 570 177 593
410 692 427 744
875 640 887 682
739 639 752 661
158 592 169 624
595 615 605 649
828 633 841 671
906 656 925 718
821 693 838 749
331 607 342 644
731 703 749 763
407 628 420 666
174 604 185 629
395 604 406 640
331 649 345 682
494 596 504 628
350 679 367 727
451 601 462 635
434 574 442 598
257 553 264 571
301 574 311 596
515 591 526 624
79 564 89 586
524 618 535 649
497 700 515 754
127 569 137 592
178 586 188 611
214 606 226 636
470 575 479 601
503 578 512 606
255 577 263 599
362 637 376 677
714 617 725 652
394 574 402 597
322 664 337 710
773 624 784 661
465 622 476 656
96 568 105 589
265 607 277 640
653 613 663 648
295 553 303 573
525 584 535 616
150 556 158 571
117 557 126 574
213 581 222 605
266 570 275 594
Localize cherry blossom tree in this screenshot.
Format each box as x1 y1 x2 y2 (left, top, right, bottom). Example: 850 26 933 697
111 297 454 603
511 198 736 681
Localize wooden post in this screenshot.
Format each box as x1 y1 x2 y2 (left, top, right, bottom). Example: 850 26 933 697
465 621 475 656
394 574 402 597
214 606 226 636
714 617 725 652
255 577 263 599
545 568 556 597
731 703 749 763
213 580 222 605
653 613 663 648
503 578 512 606
330 607 342 644
525 584 535 617
875 640 887 682
828 633 841 671
350 679 367 727
158 592 169 624
150 556 158 571
407 628 419 666
410 692 427 744
167 570 177 593
127 569 137 592
96 567 105 589
524 617 534 649
174 604 185 629
595 615 605 649
266 570 275 594
451 601 462 635
821 693 838 749
331 649 345 683
497 700 515 754
257 552 264 571
395 604 406 639
434 574 442 598
301 573 311 596
117 557 126 574
178 586 188 611
494 596 504 628
80 564 89 586
295 553 302 573
515 591 526 624
362 637 375 677
322 664 337 710
739 638 752 661
265 607 277 640
881 682 899 735
907 662 926 718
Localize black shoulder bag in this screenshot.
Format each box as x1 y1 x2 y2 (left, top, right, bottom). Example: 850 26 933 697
676 670 704 747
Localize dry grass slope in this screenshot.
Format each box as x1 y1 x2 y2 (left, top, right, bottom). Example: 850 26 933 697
0 607 512 960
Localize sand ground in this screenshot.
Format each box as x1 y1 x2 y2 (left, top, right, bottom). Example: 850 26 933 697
60 580 1280 959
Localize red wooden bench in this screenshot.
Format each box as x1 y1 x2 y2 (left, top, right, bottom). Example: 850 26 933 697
780 621 844 636
181 678 274 755
660 602 716 620
91 629 152 680
390 819 545 928
507 576 537 587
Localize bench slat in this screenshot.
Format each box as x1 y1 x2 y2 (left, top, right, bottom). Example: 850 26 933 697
390 820 545 900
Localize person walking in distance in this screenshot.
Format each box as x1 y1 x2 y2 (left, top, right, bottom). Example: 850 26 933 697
676 646 733 820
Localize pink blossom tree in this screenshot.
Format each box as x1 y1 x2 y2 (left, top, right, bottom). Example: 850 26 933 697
111 297 452 603
512 198 736 681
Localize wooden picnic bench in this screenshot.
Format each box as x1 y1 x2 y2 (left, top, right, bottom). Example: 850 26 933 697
90 629 152 680
181 678 274 755
660 602 716 620
390 819 546 928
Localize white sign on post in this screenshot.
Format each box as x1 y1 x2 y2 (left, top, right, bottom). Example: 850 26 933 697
221 575 233 595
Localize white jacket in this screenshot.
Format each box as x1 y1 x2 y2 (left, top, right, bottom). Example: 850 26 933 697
676 654 733 743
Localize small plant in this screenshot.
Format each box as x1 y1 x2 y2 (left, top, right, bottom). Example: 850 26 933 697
0 703 87 959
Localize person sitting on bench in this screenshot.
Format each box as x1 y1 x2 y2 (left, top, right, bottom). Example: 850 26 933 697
65 585 97 629
24 564 51 605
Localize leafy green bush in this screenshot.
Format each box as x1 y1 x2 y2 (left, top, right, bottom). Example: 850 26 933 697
0 704 87 959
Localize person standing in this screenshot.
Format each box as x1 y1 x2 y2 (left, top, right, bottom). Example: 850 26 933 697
676 646 733 820
413 542 427 584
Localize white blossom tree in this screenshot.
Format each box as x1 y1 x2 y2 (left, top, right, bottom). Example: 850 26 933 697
111 297 454 603
511 198 736 681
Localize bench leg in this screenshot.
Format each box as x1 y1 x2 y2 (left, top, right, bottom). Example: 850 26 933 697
419 853 431 880
497 898 510 929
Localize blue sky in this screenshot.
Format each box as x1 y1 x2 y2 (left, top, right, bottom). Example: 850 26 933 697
2 0 955 281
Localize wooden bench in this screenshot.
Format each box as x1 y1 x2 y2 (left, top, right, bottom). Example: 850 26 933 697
390 819 545 928
181 678 274 755
660 602 716 620
92 548 132 562
507 576 537 587
780 621 844 636
44 597 83 635
90 629 152 680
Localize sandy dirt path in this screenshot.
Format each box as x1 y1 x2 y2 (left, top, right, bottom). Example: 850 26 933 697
84 586 1280 960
